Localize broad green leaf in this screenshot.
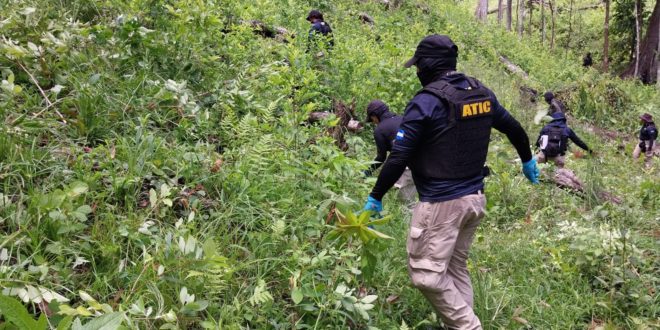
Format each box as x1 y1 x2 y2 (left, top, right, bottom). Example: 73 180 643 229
49 210 67 221
180 300 208 314
80 311 125 330
358 211 372 225
71 211 87 222
57 315 74 330
36 313 48 330
291 288 303 304
68 182 89 197
346 211 359 226
160 183 171 198
0 295 40 329
358 228 370 243
76 205 93 215
369 228 393 240
149 189 157 207
367 215 392 226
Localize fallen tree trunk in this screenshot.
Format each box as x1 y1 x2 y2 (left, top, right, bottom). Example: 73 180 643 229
306 100 363 151
237 20 294 42
499 55 529 79
548 168 622 204
488 5 507 14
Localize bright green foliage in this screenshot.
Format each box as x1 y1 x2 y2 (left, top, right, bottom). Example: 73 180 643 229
0 0 659 329
0 295 47 330
327 209 393 243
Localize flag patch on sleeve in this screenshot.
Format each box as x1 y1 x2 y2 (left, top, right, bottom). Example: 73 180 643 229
395 129 405 141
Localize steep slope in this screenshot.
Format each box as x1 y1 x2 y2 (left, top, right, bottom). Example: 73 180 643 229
0 0 657 329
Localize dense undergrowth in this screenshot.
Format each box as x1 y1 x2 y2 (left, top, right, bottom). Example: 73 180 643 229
0 0 658 329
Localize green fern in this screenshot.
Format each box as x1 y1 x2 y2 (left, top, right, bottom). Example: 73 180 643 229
248 279 273 306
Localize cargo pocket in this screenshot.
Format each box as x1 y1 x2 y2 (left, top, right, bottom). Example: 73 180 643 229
406 226 426 258
408 257 447 291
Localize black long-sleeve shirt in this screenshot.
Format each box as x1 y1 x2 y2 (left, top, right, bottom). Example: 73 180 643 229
368 113 402 175
536 120 590 153
369 77 532 202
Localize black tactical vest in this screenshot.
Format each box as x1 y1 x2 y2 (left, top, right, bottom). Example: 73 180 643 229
411 76 494 180
542 125 567 157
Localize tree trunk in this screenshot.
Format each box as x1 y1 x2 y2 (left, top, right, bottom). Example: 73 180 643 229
550 0 556 48
517 0 525 37
528 0 533 36
498 0 503 24
507 0 513 30
541 0 546 44
603 0 610 71
566 0 574 52
622 0 659 83
475 0 489 22
634 0 642 77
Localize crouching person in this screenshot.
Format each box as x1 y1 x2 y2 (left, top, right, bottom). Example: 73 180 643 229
364 100 416 204
536 112 592 168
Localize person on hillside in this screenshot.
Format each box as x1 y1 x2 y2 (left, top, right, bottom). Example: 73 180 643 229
363 34 539 330
306 10 334 51
536 112 592 168
583 52 593 67
544 91 566 115
633 113 658 166
364 100 415 203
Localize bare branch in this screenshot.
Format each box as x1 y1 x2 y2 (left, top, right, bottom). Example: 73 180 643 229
17 61 67 123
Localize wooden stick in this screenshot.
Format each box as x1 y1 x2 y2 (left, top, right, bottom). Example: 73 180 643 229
17 61 67 123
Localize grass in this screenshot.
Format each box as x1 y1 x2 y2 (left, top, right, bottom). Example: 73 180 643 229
0 0 659 329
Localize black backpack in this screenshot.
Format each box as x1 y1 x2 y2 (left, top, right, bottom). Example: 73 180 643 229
543 126 565 157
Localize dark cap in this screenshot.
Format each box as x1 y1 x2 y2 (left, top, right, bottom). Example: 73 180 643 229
640 113 653 123
365 100 389 122
306 10 323 21
404 35 458 68
544 91 554 101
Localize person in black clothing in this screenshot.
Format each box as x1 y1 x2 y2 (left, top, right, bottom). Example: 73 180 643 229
544 91 566 115
536 112 592 168
306 10 334 51
365 100 402 175
583 52 593 67
633 113 658 166
363 34 538 329
364 100 415 202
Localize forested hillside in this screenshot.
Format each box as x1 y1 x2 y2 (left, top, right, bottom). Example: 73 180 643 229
0 0 658 329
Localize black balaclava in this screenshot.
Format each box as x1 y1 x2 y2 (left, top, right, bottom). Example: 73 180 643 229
416 57 457 87
404 35 459 87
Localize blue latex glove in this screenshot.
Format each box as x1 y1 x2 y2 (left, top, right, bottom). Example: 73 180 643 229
522 158 540 184
363 196 383 213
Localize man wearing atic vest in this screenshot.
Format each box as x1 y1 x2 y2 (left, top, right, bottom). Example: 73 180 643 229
536 112 592 167
544 91 566 115
363 35 539 330
633 113 658 166
364 100 415 202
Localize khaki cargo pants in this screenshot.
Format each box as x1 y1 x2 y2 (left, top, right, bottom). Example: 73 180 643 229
536 151 565 168
407 193 486 330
